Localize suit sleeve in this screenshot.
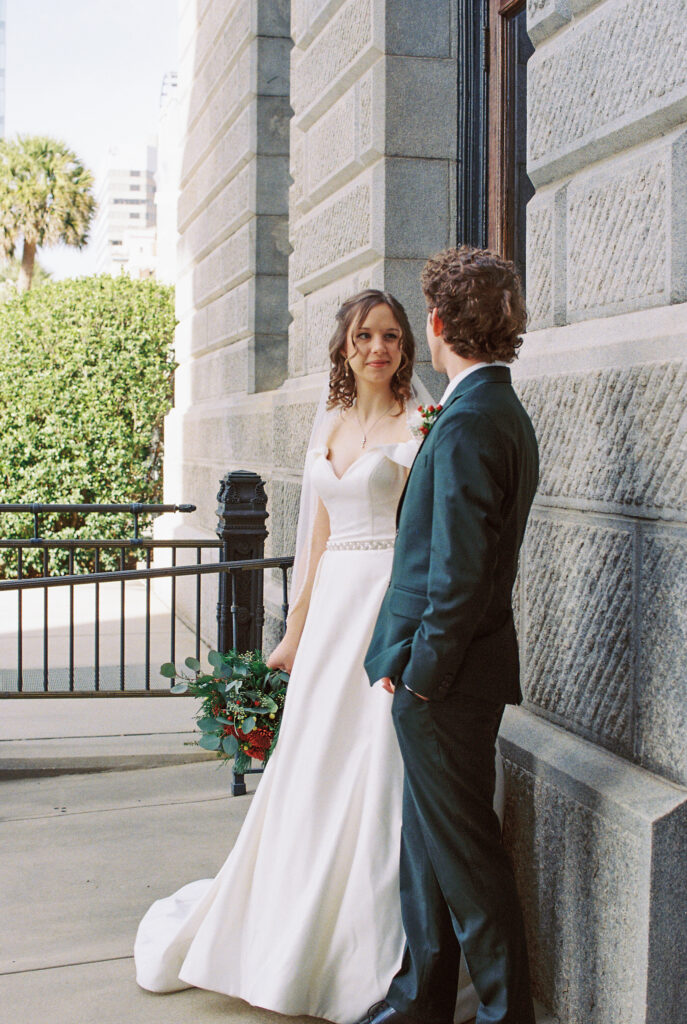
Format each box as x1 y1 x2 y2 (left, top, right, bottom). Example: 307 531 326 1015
402 412 506 700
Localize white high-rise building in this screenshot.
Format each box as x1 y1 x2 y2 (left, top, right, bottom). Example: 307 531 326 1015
155 71 180 284
0 0 6 137
92 145 157 276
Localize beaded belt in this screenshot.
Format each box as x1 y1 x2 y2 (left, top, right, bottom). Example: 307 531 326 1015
326 538 395 551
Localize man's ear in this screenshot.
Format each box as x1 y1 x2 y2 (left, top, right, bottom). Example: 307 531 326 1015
430 308 444 338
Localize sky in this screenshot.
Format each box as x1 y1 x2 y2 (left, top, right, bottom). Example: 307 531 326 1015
4 0 178 278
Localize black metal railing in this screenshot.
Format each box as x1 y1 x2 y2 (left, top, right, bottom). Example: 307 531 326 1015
0 554 292 695
0 502 214 693
0 473 293 697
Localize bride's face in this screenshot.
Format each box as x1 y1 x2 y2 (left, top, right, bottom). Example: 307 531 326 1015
344 303 403 389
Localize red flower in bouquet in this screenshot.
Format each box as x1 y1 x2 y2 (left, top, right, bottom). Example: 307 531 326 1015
160 650 290 774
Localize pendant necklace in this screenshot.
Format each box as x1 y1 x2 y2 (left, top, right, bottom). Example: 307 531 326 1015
355 400 396 449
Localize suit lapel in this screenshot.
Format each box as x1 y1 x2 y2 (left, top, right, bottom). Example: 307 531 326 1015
396 365 512 527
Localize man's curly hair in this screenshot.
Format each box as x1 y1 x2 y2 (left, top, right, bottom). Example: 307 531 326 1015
420 246 527 363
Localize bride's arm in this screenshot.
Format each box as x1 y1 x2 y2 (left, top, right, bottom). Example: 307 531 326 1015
266 497 330 672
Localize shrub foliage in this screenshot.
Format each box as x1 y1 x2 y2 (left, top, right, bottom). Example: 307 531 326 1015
0 275 176 576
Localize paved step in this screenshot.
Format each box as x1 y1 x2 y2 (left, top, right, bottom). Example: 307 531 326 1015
0 695 215 777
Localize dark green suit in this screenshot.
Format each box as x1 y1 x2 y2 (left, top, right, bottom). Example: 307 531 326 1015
365 365 538 1024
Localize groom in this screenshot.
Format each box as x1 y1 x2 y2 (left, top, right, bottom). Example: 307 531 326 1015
362 246 539 1024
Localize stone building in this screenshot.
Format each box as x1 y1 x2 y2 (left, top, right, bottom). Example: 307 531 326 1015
163 1 687 1020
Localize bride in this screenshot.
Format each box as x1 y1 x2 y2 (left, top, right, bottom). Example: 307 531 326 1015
134 289 484 1023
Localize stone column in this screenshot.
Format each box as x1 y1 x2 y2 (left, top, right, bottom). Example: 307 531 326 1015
160 0 291 635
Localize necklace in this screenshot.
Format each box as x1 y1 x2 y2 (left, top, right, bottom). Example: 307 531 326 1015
355 400 396 449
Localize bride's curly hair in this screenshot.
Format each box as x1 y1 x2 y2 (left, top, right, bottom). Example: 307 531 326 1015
327 289 416 411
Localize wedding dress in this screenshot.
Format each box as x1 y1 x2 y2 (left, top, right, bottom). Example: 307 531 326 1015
134 439 481 1023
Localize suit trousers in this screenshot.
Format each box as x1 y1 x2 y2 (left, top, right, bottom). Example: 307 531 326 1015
387 683 535 1024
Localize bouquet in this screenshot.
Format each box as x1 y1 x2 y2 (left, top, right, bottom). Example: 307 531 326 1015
161 650 289 773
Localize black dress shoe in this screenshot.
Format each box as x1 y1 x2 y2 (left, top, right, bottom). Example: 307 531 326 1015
355 1000 410 1024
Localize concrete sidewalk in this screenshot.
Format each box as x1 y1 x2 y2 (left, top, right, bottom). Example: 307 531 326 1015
0 762 320 1024
0 704 556 1024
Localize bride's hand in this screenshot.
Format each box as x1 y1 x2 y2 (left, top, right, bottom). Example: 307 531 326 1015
267 636 298 674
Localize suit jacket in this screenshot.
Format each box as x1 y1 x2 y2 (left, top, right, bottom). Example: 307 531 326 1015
364 364 538 703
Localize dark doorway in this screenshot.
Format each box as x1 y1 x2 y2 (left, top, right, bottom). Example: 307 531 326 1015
456 1 534 291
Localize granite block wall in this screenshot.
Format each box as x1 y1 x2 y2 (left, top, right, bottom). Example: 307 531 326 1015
499 2 687 1017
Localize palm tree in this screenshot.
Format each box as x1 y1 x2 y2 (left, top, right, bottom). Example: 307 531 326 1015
0 255 51 302
0 136 96 291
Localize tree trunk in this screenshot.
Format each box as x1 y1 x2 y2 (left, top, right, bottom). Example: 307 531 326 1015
18 239 36 292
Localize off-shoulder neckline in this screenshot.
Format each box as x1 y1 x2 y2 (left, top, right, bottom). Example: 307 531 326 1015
310 437 418 481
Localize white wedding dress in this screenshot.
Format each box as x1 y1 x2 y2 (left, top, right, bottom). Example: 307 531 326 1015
134 439 481 1023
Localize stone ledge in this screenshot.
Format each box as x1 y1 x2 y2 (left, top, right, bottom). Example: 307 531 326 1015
514 301 687 379
292 0 358 52
527 129 687 327
183 31 254 181
499 707 687 1023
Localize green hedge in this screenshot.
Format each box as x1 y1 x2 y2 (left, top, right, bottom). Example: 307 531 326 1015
0 274 176 576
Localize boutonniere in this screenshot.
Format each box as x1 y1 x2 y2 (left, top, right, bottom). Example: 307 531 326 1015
409 404 443 441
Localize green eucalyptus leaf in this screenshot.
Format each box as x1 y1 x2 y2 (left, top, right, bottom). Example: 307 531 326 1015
170 682 188 695
160 662 177 678
198 734 221 750
197 717 218 733
208 650 224 668
222 734 239 756
240 716 256 735
184 656 201 671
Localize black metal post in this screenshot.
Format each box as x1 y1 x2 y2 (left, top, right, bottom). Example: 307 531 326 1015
215 471 269 655
215 471 269 797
